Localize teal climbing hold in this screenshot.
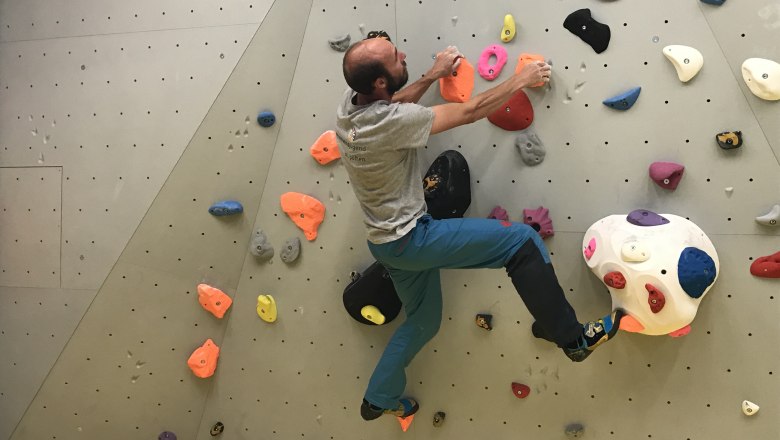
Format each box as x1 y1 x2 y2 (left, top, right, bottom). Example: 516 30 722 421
208 200 243 216
603 87 641 110
700 0 725 5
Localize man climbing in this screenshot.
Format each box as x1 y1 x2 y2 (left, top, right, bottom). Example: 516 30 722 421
335 33 624 422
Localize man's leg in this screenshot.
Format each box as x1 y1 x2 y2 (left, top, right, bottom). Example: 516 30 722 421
361 267 441 418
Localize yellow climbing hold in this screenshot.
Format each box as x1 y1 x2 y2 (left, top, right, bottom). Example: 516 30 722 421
501 14 516 43
361 305 386 325
256 295 277 323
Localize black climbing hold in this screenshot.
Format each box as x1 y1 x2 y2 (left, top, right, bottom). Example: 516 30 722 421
433 411 446 427
476 313 493 331
257 111 276 127
626 209 670 227
563 9 611 54
677 247 716 299
716 131 742 150
343 261 401 325
210 422 224 436
423 150 471 219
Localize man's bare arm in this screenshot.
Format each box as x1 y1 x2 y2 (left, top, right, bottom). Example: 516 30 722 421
391 75 437 104
392 46 462 104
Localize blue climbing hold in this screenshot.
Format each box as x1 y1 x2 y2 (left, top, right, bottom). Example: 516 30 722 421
257 111 276 127
677 247 717 299
208 200 244 216
603 86 641 110
700 0 725 5
627 209 670 227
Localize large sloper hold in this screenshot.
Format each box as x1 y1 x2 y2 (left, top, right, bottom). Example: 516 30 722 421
663 45 704 82
649 161 685 190
563 9 610 54
423 150 471 219
742 58 780 100
343 261 402 325
440 58 475 103
678 247 717 298
603 86 641 110
488 89 534 131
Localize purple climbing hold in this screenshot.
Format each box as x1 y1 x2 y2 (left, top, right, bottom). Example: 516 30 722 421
523 206 554 238
649 162 685 190
678 247 716 299
159 432 177 440
626 209 670 227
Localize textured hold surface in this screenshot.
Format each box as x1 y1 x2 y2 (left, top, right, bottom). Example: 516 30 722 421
603 86 642 110
678 247 717 298
187 339 220 379
256 295 278 323
627 209 670 227
423 150 471 219
563 8 610 54
511 382 531 399
741 58 780 101
523 206 554 238
208 200 244 216
488 90 534 131
433 411 446 427
478 44 508 80
755 204 780 226
310 130 340 165
250 228 275 261
646 283 666 313
663 45 704 82
280 192 325 241
501 14 516 42
584 238 597 260
476 313 493 331
257 111 276 127
197 284 233 319
621 240 651 262
327 33 351 52
565 423 585 438
716 130 743 150
487 205 509 221
603 271 626 289
280 237 302 263
514 53 546 87
750 251 780 278
439 58 475 103
649 161 685 190
515 128 546 166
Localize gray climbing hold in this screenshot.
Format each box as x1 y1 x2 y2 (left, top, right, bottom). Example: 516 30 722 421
250 229 274 261
515 128 546 166
328 34 351 52
433 411 446 427
280 237 301 263
565 423 585 438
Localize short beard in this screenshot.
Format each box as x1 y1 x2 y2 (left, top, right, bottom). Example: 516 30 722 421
386 67 409 95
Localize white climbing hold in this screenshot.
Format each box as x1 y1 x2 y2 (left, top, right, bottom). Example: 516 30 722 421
742 58 780 100
756 204 780 226
724 186 733 194
621 240 650 262
663 45 704 82
742 400 759 416
452 16 458 25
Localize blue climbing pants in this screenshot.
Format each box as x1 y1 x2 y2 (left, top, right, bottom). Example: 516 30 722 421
364 214 582 409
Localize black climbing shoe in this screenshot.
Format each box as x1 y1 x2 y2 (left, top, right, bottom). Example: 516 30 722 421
360 398 419 421
562 309 625 362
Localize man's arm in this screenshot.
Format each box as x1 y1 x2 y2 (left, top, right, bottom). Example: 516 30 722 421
391 75 437 104
392 46 462 104
430 61 550 135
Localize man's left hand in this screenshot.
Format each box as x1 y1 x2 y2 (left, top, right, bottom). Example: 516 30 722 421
428 46 463 79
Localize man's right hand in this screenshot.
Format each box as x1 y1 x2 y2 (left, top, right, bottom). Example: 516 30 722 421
427 46 463 79
516 61 551 88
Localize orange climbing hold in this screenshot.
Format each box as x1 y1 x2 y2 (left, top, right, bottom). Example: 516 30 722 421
197 284 233 319
515 53 546 87
440 58 474 103
187 339 220 378
397 414 415 432
280 192 325 241
310 130 340 165
619 314 645 333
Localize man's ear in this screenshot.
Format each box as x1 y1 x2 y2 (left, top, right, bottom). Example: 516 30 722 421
373 76 387 91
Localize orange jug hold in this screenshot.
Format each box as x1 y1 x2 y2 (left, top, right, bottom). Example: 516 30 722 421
310 130 341 165
197 284 233 319
439 58 474 103
280 192 325 241
515 53 546 87
187 339 220 378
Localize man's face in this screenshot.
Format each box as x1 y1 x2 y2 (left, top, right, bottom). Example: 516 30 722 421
367 38 408 95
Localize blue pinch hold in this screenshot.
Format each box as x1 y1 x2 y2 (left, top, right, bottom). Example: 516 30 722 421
257 111 276 127
603 86 641 110
678 247 717 299
700 0 725 5
209 200 244 216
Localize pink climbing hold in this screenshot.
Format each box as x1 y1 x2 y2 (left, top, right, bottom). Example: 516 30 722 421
523 206 554 238
603 271 626 289
584 238 597 260
488 205 509 221
668 325 691 338
645 283 666 313
619 314 645 333
649 162 685 190
478 44 508 81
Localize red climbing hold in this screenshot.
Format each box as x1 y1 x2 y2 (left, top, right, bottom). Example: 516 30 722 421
750 251 780 278
511 382 531 399
603 271 626 289
645 283 666 313
487 90 534 131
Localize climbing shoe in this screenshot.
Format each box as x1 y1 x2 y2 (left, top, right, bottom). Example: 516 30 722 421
563 309 625 362
360 398 419 421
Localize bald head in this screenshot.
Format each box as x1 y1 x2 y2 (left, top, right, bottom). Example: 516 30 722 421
343 38 407 96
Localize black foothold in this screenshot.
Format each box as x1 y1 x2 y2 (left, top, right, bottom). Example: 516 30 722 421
210 422 224 436
433 411 446 427
716 130 743 150
476 313 493 331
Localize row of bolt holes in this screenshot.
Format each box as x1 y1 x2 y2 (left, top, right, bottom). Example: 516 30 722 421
4 6 257 28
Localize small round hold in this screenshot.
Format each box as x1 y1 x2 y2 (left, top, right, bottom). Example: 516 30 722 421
433 411 446 427
158 432 177 440
210 422 224 436
565 423 585 438
742 400 760 416
257 111 276 127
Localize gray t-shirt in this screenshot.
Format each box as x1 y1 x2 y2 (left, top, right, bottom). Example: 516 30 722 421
335 89 435 244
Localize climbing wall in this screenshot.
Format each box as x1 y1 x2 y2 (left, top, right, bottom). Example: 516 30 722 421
1 0 779 439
